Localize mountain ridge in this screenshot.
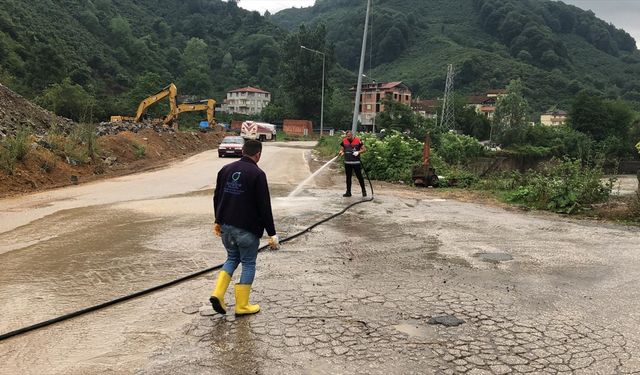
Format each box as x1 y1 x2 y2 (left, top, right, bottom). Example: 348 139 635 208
271 0 640 111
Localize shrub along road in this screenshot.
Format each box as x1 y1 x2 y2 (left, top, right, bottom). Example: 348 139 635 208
0 142 639 374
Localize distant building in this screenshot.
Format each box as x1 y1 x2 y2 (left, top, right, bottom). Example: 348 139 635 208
222 86 271 115
486 88 507 98
283 119 313 136
466 89 507 119
351 81 412 129
540 109 568 126
411 99 440 120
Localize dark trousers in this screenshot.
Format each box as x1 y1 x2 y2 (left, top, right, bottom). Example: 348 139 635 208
345 163 366 194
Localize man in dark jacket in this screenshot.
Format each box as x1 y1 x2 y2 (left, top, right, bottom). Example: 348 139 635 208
339 130 367 197
210 139 278 316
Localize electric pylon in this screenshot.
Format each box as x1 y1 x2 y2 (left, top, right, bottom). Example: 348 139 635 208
440 64 455 130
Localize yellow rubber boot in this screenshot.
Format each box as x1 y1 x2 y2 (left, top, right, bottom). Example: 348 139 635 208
209 270 231 314
234 284 260 315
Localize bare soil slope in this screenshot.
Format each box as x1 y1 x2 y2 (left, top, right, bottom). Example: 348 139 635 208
0 84 224 198
0 84 73 138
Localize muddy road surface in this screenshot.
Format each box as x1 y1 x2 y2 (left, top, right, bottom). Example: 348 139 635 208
1 141 639 374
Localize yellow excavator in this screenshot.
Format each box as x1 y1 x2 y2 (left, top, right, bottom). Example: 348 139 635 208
110 83 178 124
110 83 216 129
168 99 216 128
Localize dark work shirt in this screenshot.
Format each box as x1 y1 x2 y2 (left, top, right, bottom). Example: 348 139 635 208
340 137 363 165
214 156 276 238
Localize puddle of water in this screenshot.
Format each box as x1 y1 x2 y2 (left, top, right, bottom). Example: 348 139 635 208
427 315 465 327
394 320 437 338
475 252 513 263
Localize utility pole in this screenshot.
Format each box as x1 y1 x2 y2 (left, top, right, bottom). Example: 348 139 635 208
351 0 372 134
440 64 455 131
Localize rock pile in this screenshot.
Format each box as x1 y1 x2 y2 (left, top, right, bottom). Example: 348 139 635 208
0 83 74 138
96 121 177 136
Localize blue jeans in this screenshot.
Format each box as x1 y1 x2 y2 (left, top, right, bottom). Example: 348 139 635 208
221 224 260 284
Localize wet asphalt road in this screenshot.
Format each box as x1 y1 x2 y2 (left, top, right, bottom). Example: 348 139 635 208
1 141 640 374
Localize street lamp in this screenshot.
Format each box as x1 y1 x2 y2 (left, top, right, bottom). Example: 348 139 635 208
300 45 326 136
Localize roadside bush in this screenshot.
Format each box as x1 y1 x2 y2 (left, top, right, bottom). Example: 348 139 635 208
438 166 480 188
0 128 31 174
315 134 347 159
360 132 423 183
131 142 146 158
437 132 486 165
10 128 31 161
280 132 313 141
43 129 67 153
36 150 57 173
474 171 522 191
65 123 99 163
506 158 613 213
0 145 16 174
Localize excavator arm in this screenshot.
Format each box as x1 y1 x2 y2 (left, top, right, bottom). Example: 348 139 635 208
171 99 216 128
135 83 177 122
110 83 177 123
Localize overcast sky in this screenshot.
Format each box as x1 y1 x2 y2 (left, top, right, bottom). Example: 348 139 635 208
561 0 640 44
237 0 640 45
237 0 315 14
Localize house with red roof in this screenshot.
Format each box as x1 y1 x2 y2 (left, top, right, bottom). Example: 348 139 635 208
222 86 271 115
350 81 412 129
466 89 507 119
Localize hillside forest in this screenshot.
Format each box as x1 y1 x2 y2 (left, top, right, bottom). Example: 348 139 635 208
0 0 639 163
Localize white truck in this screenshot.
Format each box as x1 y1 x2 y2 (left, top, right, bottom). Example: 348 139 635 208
241 121 277 141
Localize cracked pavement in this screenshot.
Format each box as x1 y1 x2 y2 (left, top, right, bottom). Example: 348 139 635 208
1 143 639 374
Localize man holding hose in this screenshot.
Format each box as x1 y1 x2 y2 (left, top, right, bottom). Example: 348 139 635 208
339 130 367 197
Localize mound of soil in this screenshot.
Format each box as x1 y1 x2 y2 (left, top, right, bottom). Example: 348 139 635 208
0 83 225 198
0 128 224 198
0 83 73 138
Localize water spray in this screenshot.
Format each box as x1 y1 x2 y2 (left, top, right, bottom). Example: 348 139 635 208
288 155 339 197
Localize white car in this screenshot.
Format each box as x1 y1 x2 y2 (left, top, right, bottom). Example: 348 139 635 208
218 136 244 157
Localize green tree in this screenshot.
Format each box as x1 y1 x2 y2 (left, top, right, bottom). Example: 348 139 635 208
376 98 417 133
180 69 212 97
183 37 209 70
261 102 291 123
454 97 491 140
109 16 133 46
325 88 352 130
120 72 168 118
180 38 212 97
378 26 406 63
568 91 633 142
493 79 530 145
281 23 332 122
568 91 608 141
38 78 95 122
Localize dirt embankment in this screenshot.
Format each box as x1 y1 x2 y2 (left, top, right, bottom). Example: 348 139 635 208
0 84 73 138
0 129 224 198
0 82 225 198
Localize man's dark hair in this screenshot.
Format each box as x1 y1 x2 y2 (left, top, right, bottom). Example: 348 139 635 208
243 139 262 156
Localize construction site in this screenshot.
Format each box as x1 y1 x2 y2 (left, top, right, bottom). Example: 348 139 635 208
0 83 224 198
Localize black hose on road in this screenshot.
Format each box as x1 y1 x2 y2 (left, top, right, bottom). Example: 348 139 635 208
0 167 374 342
